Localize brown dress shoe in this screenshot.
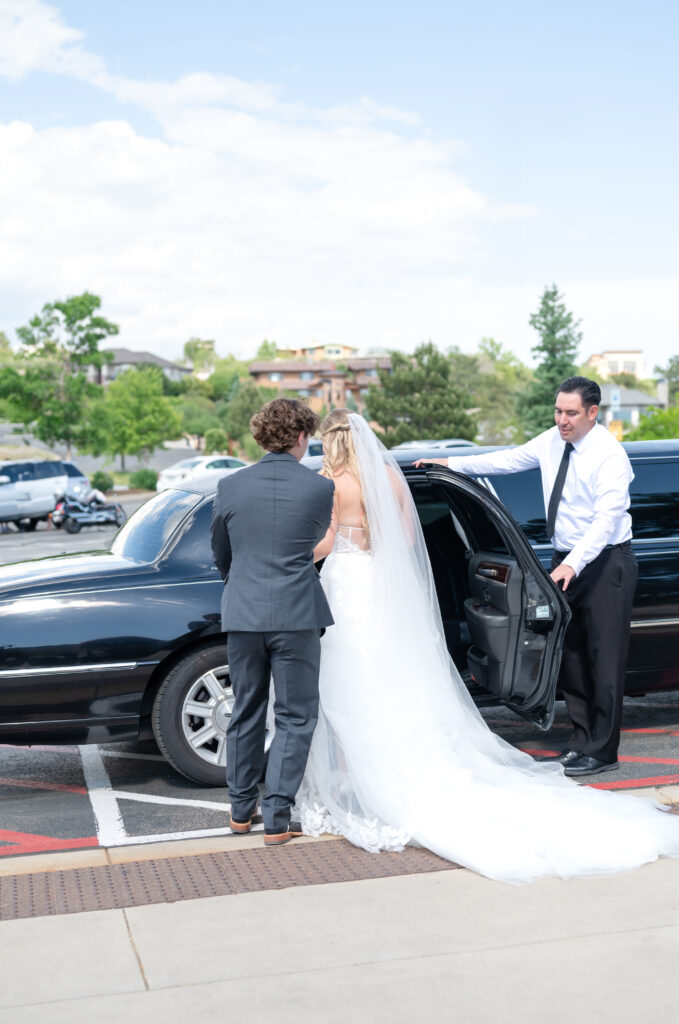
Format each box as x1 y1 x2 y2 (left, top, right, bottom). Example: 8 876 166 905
229 812 256 834
263 821 304 846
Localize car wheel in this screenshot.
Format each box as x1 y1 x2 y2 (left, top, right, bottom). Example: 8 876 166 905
17 518 38 532
64 517 82 534
152 644 273 786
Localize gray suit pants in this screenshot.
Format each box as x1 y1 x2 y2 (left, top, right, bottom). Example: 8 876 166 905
226 630 321 832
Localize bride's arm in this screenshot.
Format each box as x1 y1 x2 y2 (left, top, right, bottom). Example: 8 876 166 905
314 499 338 562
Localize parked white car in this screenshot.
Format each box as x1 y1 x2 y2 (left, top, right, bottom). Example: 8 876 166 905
0 458 90 531
156 455 249 491
391 438 478 450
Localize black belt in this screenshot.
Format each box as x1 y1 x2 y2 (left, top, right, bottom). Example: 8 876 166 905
555 540 631 556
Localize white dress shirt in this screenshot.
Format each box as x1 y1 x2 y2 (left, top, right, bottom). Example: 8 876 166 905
447 424 634 576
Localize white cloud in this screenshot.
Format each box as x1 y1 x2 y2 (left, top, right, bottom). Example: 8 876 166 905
0 0 103 80
0 2 676 368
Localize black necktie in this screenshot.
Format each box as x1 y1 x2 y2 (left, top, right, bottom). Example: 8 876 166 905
546 442 574 540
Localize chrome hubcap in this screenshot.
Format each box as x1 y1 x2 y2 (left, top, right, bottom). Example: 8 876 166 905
181 664 272 768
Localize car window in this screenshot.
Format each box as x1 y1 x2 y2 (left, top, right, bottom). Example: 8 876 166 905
226 459 244 468
0 463 35 482
168 500 216 571
629 459 679 538
111 489 201 562
62 462 85 478
486 469 549 544
206 459 229 469
34 461 63 479
411 478 508 555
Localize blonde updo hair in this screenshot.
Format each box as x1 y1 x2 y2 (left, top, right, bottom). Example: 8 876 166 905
319 408 369 538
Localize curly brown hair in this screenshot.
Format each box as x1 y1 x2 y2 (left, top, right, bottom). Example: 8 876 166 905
250 398 321 453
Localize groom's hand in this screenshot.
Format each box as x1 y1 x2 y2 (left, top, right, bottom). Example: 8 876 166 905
550 563 576 591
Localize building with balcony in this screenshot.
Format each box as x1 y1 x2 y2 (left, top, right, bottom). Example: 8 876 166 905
584 350 645 379
276 342 360 362
249 356 391 413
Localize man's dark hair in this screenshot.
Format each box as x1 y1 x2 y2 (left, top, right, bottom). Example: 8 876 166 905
250 397 321 452
556 375 601 410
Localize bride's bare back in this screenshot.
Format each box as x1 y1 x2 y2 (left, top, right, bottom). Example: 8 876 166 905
314 469 369 557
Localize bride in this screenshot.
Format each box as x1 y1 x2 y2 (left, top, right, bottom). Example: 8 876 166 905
294 409 679 884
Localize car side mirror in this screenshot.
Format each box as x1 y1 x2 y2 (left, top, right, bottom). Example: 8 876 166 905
0 475 10 485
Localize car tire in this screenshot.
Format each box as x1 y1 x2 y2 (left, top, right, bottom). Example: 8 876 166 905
152 643 254 786
16 518 38 532
64 517 82 534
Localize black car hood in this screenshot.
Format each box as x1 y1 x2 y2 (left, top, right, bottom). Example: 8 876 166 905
0 550 149 598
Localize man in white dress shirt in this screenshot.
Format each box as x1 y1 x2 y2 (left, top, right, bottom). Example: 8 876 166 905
416 376 638 777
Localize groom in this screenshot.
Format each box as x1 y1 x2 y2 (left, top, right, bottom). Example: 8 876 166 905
210 398 335 845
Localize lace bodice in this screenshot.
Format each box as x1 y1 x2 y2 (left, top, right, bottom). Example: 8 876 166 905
335 524 371 554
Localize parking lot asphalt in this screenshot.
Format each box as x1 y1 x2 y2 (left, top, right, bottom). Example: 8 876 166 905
1 696 678 859
0 507 678 859
0 493 150 565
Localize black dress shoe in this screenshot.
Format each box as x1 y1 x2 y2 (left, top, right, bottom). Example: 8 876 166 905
564 755 619 777
535 749 582 765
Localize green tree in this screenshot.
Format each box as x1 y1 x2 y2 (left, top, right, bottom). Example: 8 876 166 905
364 342 476 447
223 379 277 442
0 330 11 355
0 359 104 456
209 355 250 401
474 338 533 443
654 356 679 405
256 339 278 360
183 337 216 374
607 371 657 395
1 292 119 457
95 367 181 469
626 406 679 440
17 291 118 372
175 393 220 443
519 285 581 436
204 427 229 454
446 346 481 399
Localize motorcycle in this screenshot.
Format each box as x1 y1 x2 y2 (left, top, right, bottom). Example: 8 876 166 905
52 489 127 534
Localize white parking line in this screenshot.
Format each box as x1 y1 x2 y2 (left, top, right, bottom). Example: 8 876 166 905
110 790 230 812
78 744 127 846
100 749 165 762
78 745 243 848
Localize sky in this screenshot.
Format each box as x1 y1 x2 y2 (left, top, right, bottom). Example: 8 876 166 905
0 0 677 370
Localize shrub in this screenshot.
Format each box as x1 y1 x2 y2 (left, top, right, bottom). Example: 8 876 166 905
204 427 229 454
90 470 114 493
129 468 158 490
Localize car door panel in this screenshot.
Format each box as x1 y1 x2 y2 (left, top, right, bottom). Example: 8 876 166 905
420 467 570 728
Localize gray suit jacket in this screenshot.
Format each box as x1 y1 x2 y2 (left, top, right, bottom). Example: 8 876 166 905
210 452 335 632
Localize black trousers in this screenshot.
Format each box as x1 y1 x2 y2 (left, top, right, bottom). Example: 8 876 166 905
552 543 638 763
225 629 321 832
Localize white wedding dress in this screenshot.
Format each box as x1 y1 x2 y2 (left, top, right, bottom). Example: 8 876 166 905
295 415 679 884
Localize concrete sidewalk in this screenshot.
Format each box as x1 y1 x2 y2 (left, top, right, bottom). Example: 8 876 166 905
1 823 679 1023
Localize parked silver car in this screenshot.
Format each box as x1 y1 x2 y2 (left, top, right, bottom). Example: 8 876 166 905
0 458 90 531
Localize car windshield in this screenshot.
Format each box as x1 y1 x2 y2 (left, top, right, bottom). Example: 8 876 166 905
111 489 202 562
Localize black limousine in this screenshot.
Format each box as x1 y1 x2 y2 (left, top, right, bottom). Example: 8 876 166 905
0 440 676 785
